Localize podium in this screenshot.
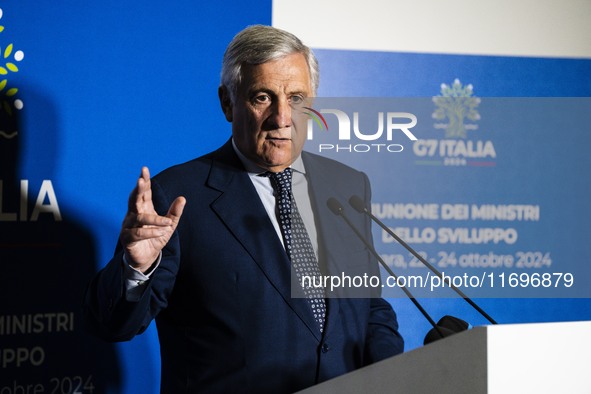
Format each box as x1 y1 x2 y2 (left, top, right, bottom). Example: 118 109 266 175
298 321 591 394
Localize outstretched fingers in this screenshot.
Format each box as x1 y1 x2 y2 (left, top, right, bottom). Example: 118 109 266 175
167 196 186 229
120 167 186 269
127 196 185 242
128 166 154 214
123 167 177 235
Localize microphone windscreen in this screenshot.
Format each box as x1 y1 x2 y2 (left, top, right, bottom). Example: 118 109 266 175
424 326 456 345
326 198 344 215
423 315 471 345
348 195 366 213
437 315 470 333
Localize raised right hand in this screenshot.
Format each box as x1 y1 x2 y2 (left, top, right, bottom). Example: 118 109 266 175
119 167 186 272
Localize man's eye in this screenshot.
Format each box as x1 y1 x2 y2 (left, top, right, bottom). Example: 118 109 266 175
254 94 271 104
290 95 304 105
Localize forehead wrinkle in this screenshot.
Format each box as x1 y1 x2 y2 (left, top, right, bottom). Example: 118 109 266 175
247 73 308 93
239 54 312 98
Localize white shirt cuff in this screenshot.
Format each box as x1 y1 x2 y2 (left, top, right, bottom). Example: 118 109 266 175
122 252 162 301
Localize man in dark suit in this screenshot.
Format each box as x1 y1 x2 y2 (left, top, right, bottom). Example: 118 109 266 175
84 25 403 393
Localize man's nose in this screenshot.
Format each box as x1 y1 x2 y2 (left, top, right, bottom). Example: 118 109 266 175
270 97 292 129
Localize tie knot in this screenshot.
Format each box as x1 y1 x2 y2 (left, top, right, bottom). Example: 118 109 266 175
267 168 293 194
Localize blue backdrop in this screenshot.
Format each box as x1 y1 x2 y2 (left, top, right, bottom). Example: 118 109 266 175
1 2 271 393
1 2 589 393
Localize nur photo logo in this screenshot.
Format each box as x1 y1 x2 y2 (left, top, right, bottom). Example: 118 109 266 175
303 106 328 131
304 98 418 155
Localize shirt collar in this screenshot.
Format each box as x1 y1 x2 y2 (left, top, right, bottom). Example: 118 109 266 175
231 138 306 176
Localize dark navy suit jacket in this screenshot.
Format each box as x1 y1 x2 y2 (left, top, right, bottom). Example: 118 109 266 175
84 140 403 393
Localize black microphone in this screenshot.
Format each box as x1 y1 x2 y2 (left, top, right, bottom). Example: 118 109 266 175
326 197 446 340
348 195 497 325
423 315 471 345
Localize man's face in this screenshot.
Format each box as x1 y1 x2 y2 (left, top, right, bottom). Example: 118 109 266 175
220 52 312 172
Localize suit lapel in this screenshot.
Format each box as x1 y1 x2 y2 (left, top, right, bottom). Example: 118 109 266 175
206 141 323 341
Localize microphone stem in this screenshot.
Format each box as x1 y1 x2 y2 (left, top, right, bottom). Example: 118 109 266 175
338 211 445 338
365 209 497 325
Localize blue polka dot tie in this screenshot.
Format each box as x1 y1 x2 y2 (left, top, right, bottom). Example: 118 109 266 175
267 168 326 333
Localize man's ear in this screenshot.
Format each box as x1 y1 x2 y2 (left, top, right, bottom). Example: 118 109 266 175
218 86 233 122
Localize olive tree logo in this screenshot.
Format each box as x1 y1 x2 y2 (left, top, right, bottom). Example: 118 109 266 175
0 7 25 139
432 79 480 138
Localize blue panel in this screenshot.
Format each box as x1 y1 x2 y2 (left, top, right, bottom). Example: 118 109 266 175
314 49 591 97
309 49 591 351
0 2 271 393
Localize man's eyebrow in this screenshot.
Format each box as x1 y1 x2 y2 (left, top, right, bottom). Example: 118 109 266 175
246 84 310 97
288 89 308 95
247 87 275 97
